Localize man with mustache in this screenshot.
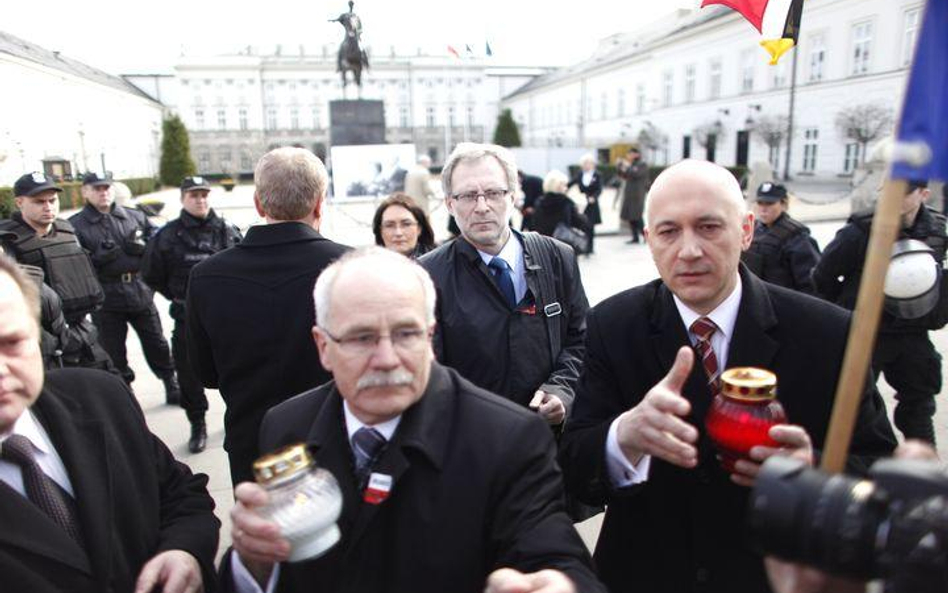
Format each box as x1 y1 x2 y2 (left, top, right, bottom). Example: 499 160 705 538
559 160 897 593
222 248 605 593
420 143 588 430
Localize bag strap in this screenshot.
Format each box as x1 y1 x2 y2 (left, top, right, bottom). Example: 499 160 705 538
521 232 562 365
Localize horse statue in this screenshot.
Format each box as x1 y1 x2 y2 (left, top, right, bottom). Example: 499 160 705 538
329 1 369 95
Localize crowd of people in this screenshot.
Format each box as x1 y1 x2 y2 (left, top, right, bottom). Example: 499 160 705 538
0 141 944 593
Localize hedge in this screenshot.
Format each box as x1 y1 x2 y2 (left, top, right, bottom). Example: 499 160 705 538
0 177 160 218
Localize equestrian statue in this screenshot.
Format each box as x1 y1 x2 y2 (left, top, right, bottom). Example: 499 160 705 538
329 1 369 94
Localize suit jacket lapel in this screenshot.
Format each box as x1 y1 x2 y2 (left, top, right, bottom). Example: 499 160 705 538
727 269 779 372
649 283 713 422
33 389 110 580
0 480 93 574
342 363 452 553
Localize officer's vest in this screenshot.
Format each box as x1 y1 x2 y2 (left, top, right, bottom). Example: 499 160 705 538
743 214 808 288
0 218 104 318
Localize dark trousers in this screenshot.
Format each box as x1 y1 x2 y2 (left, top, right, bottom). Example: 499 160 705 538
630 219 644 242
93 304 175 385
171 316 207 421
873 332 942 444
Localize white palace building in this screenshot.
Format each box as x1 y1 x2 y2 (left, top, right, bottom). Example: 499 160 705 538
500 0 923 180
1 0 926 185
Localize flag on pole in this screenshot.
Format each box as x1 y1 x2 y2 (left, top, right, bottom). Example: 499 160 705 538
701 0 803 65
447 45 460 58
485 41 493 57
891 0 948 182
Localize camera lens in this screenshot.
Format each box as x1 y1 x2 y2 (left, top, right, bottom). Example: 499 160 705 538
748 456 889 580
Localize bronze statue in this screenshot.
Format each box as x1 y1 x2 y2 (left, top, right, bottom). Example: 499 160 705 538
329 1 369 93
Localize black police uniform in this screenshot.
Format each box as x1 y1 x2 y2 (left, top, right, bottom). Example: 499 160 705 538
0 214 117 371
742 212 821 294
813 205 948 444
69 185 178 396
142 206 241 446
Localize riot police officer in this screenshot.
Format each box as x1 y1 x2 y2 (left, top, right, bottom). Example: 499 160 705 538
742 182 821 293
0 172 115 372
142 176 242 453
69 172 180 403
813 180 947 444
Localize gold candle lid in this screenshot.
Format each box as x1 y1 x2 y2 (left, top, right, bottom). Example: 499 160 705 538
720 367 777 401
253 443 313 485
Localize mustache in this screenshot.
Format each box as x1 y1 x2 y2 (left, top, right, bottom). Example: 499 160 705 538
356 369 415 391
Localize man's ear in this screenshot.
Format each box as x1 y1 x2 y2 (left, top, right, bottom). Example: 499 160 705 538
741 211 756 251
253 192 265 217
313 325 332 371
14 196 24 211
314 195 324 219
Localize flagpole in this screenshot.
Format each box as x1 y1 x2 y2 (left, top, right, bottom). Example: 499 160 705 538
782 44 798 181
819 177 905 473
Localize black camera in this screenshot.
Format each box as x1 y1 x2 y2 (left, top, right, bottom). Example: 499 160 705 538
749 456 948 593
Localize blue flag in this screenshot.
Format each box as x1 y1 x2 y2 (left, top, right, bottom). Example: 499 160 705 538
891 0 948 181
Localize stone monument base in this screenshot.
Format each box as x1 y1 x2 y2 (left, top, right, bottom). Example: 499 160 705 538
330 100 385 146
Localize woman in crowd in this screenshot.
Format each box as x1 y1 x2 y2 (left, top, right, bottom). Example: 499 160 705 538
532 170 589 249
372 193 436 258
568 153 602 254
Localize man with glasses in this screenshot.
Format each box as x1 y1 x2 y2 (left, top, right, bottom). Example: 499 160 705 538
419 143 589 428
223 247 604 593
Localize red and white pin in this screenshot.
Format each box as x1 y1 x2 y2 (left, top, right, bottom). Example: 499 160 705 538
363 472 393 505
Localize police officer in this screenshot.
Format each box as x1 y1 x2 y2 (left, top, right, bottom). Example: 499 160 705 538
69 172 181 403
741 182 821 294
0 171 115 371
142 176 241 453
813 180 947 444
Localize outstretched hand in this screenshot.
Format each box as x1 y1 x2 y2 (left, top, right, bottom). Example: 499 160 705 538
616 346 699 468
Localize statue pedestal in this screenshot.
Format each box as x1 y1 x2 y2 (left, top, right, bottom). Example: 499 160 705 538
330 100 385 146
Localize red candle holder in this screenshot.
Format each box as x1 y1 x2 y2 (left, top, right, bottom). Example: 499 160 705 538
705 367 787 474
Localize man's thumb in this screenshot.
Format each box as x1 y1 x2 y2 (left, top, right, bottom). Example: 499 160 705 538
663 346 694 392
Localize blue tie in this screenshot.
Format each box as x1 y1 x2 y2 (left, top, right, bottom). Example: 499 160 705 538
488 256 517 309
351 427 386 487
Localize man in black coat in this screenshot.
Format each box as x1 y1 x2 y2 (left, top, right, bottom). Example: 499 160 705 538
142 176 242 453
420 143 587 428
223 248 604 593
187 147 350 485
813 180 947 444
69 172 180 402
559 160 897 593
0 256 219 593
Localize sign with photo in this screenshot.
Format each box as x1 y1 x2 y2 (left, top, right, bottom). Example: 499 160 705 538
329 144 415 202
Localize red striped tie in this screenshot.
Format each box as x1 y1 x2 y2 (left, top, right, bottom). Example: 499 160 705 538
690 317 720 394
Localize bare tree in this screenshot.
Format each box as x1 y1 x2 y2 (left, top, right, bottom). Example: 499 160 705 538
693 121 726 149
637 121 668 164
750 114 789 154
834 103 894 165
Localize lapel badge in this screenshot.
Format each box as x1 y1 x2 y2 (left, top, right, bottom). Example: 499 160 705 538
363 472 393 505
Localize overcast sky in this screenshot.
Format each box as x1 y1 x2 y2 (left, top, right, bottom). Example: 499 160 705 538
4 0 700 74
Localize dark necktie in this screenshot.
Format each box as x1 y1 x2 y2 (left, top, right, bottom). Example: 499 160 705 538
488 256 517 309
351 427 387 488
690 317 721 395
1 434 83 542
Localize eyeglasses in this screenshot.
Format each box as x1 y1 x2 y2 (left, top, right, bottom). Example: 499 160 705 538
451 188 510 206
321 327 430 355
381 220 418 231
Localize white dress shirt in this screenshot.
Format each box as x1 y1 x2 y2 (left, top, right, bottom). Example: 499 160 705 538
477 233 528 305
0 410 74 497
231 403 402 593
605 275 743 487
